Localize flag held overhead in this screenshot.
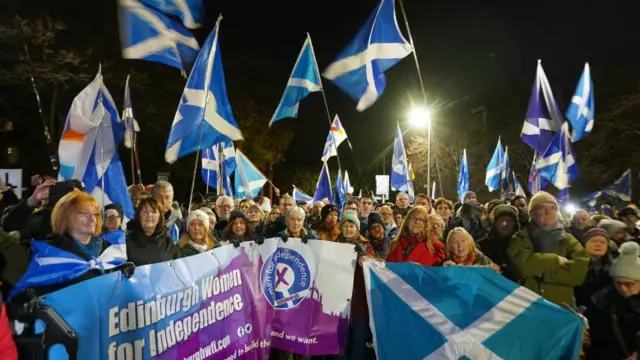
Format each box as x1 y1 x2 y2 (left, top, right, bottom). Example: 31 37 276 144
566 63 595 142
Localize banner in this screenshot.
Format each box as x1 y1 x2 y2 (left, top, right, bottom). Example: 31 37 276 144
363 260 583 360
43 238 356 359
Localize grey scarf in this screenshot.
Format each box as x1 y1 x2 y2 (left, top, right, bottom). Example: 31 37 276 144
529 222 564 253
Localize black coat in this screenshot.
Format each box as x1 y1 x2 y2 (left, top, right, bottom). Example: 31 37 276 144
126 222 182 266
0 199 52 240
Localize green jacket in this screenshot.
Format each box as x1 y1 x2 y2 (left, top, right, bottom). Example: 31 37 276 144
507 226 589 306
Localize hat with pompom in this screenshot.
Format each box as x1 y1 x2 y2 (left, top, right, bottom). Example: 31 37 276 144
610 242 640 281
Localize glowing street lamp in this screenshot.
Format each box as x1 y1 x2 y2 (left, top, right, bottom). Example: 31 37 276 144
408 106 433 189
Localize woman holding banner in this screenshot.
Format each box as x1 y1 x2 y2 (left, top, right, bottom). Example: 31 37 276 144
177 209 217 256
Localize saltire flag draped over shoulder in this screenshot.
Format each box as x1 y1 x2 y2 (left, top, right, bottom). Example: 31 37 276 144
363 260 583 360
566 63 595 142
536 122 578 190
118 0 201 72
521 61 563 155
234 149 267 200
293 186 313 204
583 168 631 205
457 149 469 202
485 138 504 192
201 140 236 194
58 67 134 222
390 123 414 201
165 15 243 164
322 0 413 111
313 162 333 204
270 34 322 126
122 75 140 149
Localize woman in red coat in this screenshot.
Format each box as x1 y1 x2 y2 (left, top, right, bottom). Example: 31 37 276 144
386 206 445 266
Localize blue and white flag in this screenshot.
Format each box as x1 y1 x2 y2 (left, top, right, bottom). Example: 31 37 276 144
270 34 322 126
118 0 200 72
485 138 504 192
566 63 595 142
293 186 313 204
165 15 243 164
514 171 527 198
528 152 546 194
343 170 353 194
322 0 413 111
557 188 570 207
138 0 204 28
583 169 631 205
391 123 414 201
537 122 578 190
100 229 127 269
321 130 338 163
334 170 347 209
313 162 333 204
521 61 563 155
234 149 267 200
122 75 140 149
457 149 469 202
201 140 236 194
501 146 514 198
363 260 583 360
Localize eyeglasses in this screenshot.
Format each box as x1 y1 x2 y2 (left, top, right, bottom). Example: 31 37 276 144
78 211 101 220
106 214 121 220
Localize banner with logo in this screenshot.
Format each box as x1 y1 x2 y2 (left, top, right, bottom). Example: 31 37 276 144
43 238 356 359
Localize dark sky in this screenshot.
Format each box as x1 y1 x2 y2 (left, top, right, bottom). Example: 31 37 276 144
7 0 640 193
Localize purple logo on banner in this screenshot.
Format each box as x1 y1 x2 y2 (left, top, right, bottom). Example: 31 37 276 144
261 248 311 310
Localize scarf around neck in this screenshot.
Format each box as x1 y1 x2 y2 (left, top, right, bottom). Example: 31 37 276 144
529 221 564 253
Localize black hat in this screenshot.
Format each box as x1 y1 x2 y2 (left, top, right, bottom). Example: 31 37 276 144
48 180 84 206
321 204 339 221
104 203 124 218
367 212 384 230
229 210 248 223
618 206 639 218
491 204 520 229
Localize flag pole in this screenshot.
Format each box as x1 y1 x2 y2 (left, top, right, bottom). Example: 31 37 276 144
435 157 444 198
397 0 431 188
97 64 107 210
308 33 344 172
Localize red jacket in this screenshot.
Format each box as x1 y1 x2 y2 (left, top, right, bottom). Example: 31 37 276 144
386 235 445 266
0 302 18 360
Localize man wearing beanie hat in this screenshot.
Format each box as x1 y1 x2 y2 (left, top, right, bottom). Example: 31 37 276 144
310 204 340 241
104 204 124 233
476 204 521 282
507 191 589 305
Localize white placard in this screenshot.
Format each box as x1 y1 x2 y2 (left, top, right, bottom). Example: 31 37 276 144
375 175 390 196
0 168 23 199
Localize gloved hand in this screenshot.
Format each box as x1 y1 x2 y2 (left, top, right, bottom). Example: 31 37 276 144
254 236 265 245
280 234 289 243
301 235 309 244
232 238 241 248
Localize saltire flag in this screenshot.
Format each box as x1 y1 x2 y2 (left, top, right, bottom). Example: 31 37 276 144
322 0 413 111
122 75 140 149
234 149 267 199
537 122 578 190
334 170 347 209
501 147 514 199
321 131 338 163
313 162 333 204
270 34 322 126
343 170 353 194
457 149 469 202
138 0 204 29
583 169 631 206
390 123 414 201
566 63 595 142
293 186 313 204
363 260 583 360
521 61 563 155
58 66 134 222
118 0 200 72
100 229 128 269
528 152 546 194
201 140 236 194
165 15 243 164
485 138 504 192
514 171 527 198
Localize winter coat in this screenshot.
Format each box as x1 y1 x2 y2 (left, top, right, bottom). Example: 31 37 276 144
0 199 52 240
574 254 613 308
126 222 182 266
278 227 316 242
386 235 445 266
507 225 589 305
310 221 340 241
0 290 17 360
476 231 520 282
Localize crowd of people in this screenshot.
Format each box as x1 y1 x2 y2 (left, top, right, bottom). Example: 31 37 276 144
0 175 638 359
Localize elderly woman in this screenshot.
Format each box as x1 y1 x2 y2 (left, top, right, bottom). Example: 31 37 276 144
378 205 398 240
279 206 316 243
586 242 640 360
178 210 217 257
386 207 445 266
126 197 181 266
442 227 498 271
574 227 614 307
103 203 123 234
247 204 266 235
222 210 263 246
311 204 340 241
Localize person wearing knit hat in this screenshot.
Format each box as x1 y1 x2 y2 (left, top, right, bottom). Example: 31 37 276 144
597 218 628 254
485 199 505 221
340 210 361 232
367 212 388 258
186 209 210 234
310 204 340 241
462 191 476 203
527 191 558 216
617 206 640 245
178 209 216 256
198 206 217 233
104 203 124 232
609 242 640 293
573 227 616 309
475 204 520 282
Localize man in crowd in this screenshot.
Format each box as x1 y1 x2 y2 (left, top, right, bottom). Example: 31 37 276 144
151 181 183 243
394 192 411 217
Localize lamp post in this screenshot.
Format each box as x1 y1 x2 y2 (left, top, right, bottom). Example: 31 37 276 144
408 106 432 191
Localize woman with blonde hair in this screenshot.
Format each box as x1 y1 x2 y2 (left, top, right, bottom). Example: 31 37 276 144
442 227 498 271
386 206 445 266
178 209 217 257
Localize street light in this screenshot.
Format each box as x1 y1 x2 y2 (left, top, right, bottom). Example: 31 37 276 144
408 106 433 191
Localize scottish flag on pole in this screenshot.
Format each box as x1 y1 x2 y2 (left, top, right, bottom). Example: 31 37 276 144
391 123 414 201
313 162 333 204
201 140 236 193
583 169 631 205
322 0 413 111
528 152 546 194
363 260 583 360
118 0 200 72
485 138 504 192
270 34 322 126
566 63 595 142
343 170 353 194
537 122 578 190
138 0 204 29
457 149 469 202
165 15 243 164
293 186 313 204
521 61 563 155
334 170 347 209
234 149 267 199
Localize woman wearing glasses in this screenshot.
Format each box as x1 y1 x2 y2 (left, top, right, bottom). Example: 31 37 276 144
386 207 445 266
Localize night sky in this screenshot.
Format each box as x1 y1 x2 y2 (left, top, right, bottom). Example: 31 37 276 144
4 0 640 198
